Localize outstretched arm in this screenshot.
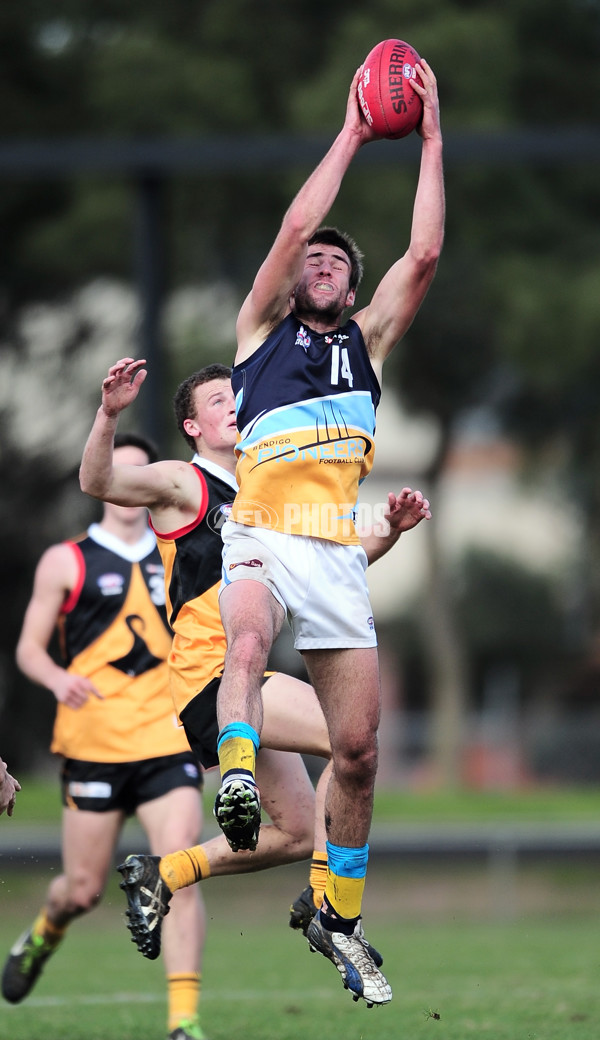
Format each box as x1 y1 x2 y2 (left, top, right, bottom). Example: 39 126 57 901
355 59 445 373
80 358 198 527
359 487 431 565
236 68 380 362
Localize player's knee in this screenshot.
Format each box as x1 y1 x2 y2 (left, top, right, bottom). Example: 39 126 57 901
226 628 272 672
334 736 378 788
66 875 104 916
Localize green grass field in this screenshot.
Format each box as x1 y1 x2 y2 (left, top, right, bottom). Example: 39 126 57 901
11 772 600 825
3 778 600 1038
1 856 600 1040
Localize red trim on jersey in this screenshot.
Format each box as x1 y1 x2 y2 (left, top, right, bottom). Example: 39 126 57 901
149 464 209 540
61 542 86 615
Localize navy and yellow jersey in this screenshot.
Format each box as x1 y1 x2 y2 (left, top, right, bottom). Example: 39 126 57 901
150 457 237 720
52 524 189 763
230 313 381 544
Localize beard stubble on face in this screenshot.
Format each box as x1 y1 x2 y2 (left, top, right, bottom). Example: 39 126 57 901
292 282 346 328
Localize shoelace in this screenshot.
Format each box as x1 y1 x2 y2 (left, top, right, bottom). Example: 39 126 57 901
335 932 382 975
139 882 167 927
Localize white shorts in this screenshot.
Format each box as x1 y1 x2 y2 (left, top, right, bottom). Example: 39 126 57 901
220 520 377 651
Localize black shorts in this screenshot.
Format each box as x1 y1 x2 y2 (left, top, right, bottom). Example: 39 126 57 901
179 674 272 771
180 676 221 770
60 751 203 814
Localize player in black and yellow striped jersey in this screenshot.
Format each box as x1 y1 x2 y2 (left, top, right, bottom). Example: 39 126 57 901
1 436 206 1040
79 357 430 972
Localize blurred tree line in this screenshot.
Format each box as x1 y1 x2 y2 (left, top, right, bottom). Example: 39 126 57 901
1 0 600 781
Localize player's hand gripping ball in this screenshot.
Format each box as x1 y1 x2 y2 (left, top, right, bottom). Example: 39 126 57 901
357 38 423 139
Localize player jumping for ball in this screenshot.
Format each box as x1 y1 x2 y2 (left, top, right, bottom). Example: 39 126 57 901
78 357 430 1006
213 57 444 1007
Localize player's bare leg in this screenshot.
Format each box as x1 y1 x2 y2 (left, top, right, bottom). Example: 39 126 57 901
214 580 285 851
302 646 392 1007
137 786 206 1040
304 647 381 850
118 748 316 960
260 669 383 966
2 809 122 1003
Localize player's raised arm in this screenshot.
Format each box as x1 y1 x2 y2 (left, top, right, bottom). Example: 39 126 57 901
79 358 196 525
236 68 380 363
80 357 147 503
354 58 445 374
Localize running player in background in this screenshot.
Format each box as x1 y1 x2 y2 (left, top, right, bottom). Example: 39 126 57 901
1 434 206 1040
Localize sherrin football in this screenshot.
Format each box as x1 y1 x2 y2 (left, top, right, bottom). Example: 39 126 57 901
357 38 423 139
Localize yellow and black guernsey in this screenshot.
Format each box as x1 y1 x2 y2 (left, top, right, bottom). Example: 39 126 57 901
53 524 188 763
231 314 381 543
150 457 238 725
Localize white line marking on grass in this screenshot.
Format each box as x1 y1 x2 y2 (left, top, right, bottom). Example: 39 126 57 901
5 988 333 1009
4 992 163 1009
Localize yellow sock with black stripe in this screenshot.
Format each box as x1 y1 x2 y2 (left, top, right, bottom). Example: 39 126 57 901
159 846 211 893
309 852 328 909
32 910 66 948
321 841 369 930
167 971 201 1032
217 722 260 783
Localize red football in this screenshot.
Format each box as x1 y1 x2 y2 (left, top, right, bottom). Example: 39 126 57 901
357 39 423 139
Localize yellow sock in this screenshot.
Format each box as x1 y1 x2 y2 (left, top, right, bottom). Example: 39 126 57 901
324 869 366 921
322 841 368 921
159 847 211 893
167 972 200 1032
218 736 256 779
309 852 328 909
32 910 66 948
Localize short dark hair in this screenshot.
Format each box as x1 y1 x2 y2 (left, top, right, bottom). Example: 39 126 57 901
173 363 232 451
308 226 364 292
113 431 159 464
